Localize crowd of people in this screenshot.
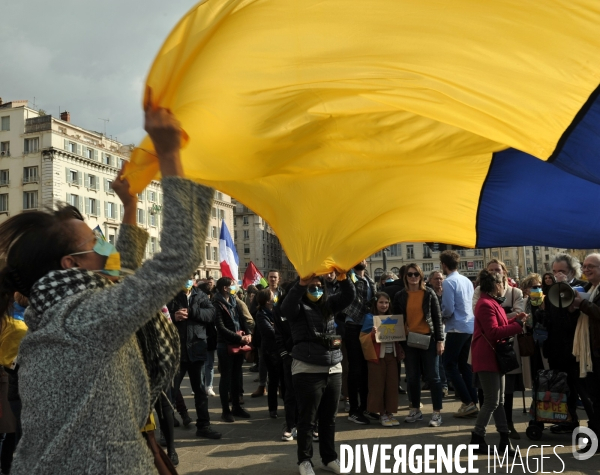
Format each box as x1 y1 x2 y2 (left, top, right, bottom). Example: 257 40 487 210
0 104 598 475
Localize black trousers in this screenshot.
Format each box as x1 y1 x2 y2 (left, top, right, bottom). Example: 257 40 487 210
173 359 210 429
154 386 175 453
345 323 369 414
264 352 283 412
217 347 245 413
293 371 342 466
282 357 298 431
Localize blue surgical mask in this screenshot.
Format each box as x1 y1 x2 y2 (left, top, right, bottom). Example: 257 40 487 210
386 279 394 283
70 237 121 276
230 284 238 295
307 288 324 302
185 280 194 291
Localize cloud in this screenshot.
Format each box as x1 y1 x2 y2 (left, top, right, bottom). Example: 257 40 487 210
1 0 198 144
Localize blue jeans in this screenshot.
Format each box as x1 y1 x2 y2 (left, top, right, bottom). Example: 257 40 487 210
444 333 477 405
402 338 443 411
203 350 215 389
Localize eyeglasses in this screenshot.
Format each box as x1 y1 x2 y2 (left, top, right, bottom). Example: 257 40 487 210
406 272 420 278
308 285 322 292
583 265 600 270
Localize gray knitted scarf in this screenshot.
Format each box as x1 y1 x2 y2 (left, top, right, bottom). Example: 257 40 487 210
28 268 180 408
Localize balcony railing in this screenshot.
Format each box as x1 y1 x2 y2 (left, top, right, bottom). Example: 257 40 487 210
25 115 52 133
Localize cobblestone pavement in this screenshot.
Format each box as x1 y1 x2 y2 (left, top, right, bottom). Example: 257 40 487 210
162 362 595 475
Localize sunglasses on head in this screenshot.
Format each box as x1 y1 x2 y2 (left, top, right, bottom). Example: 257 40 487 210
308 285 322 292
406 272 420 278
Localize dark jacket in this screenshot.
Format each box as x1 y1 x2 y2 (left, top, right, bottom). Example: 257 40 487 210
326 278 346 338
393 286 444 342
383 279 405 302
542 278 588 363
167 288 215 362
256 307 278 354
274 303 294 359
281 279 356 366
214 293 250 345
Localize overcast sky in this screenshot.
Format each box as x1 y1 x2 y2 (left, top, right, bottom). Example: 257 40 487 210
1 0 198 145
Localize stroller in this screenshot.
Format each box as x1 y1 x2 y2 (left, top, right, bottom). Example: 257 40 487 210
526 367 571 440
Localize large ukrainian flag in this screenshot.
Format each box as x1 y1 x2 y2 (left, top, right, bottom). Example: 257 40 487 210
126 0 600 277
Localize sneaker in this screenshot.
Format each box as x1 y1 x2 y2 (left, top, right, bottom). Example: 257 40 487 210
196 426 222 439
207 387 216 397
282 425 293 441
270 411 278 419
312 429 319 442
232 407 251 418
299 460 315 475
221 412 235 423
322 459 341 474
429 412 443 427
348 413 370 425
181 413 193 427
388 415 400 426
380 414 394 427
292 427 298 439
168 450 179 467
344 399 350 413
453 403 478 418
442 387 449 398
404 409 423 423
363 411 380 421
398 385 407 395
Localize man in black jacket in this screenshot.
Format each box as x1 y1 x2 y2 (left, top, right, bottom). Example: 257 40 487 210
168 284 222 440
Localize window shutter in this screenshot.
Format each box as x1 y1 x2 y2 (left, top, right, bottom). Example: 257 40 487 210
64 139 69 151
104 201 108 218
77 171 83 186
65 167 70 183
95 176 99 191
120 204 124 219
85 198 90 215
84 173 90 188
141 209 145 225
104 178 108 192
158 193 162 205
76 144 81 155
94 149 98 161
66 193 71 203
82 146 87 157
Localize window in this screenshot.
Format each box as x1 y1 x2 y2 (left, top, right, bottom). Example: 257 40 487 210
66 193 81 210
545 254 549 261
526 249 530 255
234 230 238 240
374 250 382 258
423 244 432 258
24 137 39 154
474 260 484 270
102 153 112 166
66 168 82 186
459 261 468 270
216 191 223 200
205 244 211 261
86 198 99 216
243 229 250 240
504 250 509 257
492 251 499 258
23 191 38 210
458 249 466 257
0 141 9 156
526 258 531 265
244 245 250 255
104 178 114 194
108 234 115 245
211 226 218 238
147 190 156 202
211 207 217 218
0 170 9 186
219 209 226 220
212 248 218 261
422 262 434 272
505 259 512 267
83 147 97 161
137 209 145 225
105 202 117 219
406 245 414 259
150 237 157 255
391 267 400 275
149 211 157 227
243 215 249 225
138 191 145 202
374 268 384 280
390 244 399 257
23 166 39 184
85 173 99 190
0 116 9 131
0 194 8 212
233 217 237 226
64 140 81 155
474 249 483 256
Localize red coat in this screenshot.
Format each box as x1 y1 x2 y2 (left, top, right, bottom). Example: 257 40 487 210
471 292 523 373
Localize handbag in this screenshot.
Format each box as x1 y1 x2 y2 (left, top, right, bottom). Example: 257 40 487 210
517 332 535 357
406 332 431 350
227 331 252 355
482 332 519 374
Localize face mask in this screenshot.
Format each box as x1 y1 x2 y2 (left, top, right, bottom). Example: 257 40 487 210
307 288 324 302
230 284 238 295
386 279 394 283
185 280 194 291
70 238 121 277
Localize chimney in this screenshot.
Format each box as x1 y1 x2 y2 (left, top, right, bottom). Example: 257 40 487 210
60 111 71 122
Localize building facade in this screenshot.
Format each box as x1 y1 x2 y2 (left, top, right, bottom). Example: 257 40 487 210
232 199 295 282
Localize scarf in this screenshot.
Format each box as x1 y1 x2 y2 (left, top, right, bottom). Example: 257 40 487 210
28 268 180 408
573 284 596 378
215 292 240 331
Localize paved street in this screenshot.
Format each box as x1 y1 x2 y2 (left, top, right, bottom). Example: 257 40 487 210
162 362 595 475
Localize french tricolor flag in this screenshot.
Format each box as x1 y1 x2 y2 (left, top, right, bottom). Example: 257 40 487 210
219 220 239 281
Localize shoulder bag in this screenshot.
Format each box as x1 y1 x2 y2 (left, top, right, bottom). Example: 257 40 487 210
482 331 519 374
